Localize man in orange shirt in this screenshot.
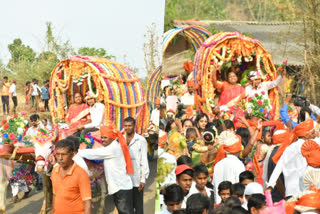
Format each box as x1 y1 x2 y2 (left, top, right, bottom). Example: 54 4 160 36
1 76 10 115
51 139 91 214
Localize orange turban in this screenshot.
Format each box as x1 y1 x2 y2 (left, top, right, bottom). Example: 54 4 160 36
100 122 134 174
301 140 320 167
272 129 291 145
183 61 194 73
212 132 242 173
185 106 194 118
293 119 314 137
286 187 320 214
187 80 195 88
272 120 314 164
155 97 161 105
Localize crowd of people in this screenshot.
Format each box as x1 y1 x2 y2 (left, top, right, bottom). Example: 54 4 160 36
1 76 50 115
154 62 320 214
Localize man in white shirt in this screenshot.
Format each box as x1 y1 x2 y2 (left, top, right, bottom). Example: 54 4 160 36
150 98 160 126
175 164 194 208
212 131 245 204
9 80 17 113
76 92 105 136
78 122 134 214
31 79 42 112
266 119 317 198
180 80 194 106
26 114 45 137
123 117 149 214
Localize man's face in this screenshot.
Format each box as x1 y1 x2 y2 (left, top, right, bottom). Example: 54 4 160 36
219 189 231 203
123 121 135 135
155 104 160 110
101 136 114 146
165 201 182 213
188 86 194 94
241 179 253 187
55 147 74 169
194 173 208 190
87 98 96 106
31 119 38 127
176 173 193 194
3 78 8 83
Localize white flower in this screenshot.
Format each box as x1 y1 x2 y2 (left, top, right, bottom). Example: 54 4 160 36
17 127 24 135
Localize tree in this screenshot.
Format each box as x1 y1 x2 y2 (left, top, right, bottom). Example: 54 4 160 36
74 47 115 59
143 23 161 76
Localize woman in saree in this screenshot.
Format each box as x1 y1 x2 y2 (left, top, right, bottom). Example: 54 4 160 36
59 92 91 139
24 81 32 105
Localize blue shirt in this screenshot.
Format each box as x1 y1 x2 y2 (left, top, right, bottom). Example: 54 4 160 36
280 104 316 128
41 86 49 100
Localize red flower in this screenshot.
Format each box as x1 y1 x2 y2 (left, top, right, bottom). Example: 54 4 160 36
12 139 18 144
13 114 18 117
3 124 9 130
261 91 265 95
9 133 16 140
255 93 258 97
257 100 263 105
248 97 253 102
1 120 7 125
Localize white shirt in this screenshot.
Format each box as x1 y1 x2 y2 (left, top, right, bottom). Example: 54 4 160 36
9 84 16 96
72 153 89 175
186 181 214 201
150 109 160 126
212 154 245 204
245 75 282 100
31 83 41 96
180 92 194 106
124 133 149 187
84 102 105 129
266 138 320 196
156 207 171 214
78 140 132 194
26 124 45 137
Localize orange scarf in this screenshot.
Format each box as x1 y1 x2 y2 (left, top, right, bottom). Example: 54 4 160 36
100 122 134 174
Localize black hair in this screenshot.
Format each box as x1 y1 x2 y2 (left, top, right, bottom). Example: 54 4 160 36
224 196 242 209
163 183 184 203
66 136 80 151
172 210 186 214
32 78 36 82
30 114 40 121
165 119 175 133
176 169 194 180
298 106 312 123
262 128 270 138
3 76 8 79
212 205 232 214
230 183 245 197
193 164 208 177
74 92 83 97
195 113 209 129
236 128 250 147
218 181 232 194
177 155 193 167
26 81 31 86
124 117 136 126
239 171 254 183
185 127 197 139
186 193 210 214
211 119 223 134
224 119 235 130
55 139 75 154
159 122 164 130
247 194 266 214
231 206 249 214
203 128 217 144
182 119 194 127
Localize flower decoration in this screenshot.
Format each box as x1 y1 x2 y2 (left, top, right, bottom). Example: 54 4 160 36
246 93 271 120
0 114 28 145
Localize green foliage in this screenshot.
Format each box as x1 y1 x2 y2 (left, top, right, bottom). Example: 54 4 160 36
7 39 36 70
74 47 115 60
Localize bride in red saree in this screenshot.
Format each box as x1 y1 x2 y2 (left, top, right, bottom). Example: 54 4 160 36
59 92 91 139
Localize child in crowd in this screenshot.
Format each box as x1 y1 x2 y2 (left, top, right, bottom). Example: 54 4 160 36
239 171 254 187
158 184 184 214
231 183 245 204
215 181 232 208
185 128 197 154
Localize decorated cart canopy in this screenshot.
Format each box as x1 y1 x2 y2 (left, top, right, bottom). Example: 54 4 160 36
162 25 212 77
49 55 148 133
193 32 280 120
146 65 162 110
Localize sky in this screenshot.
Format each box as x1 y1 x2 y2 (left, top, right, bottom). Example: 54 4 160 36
0 0 165 78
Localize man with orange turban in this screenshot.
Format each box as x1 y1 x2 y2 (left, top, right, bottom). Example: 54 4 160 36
78 121 134 214
150 97 161 126
301 140 320 190
267 119 318 198
211 131 245 204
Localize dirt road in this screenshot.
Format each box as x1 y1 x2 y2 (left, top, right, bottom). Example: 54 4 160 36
5 156 157 214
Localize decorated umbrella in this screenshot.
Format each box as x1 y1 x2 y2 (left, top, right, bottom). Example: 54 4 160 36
49 55 148 134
